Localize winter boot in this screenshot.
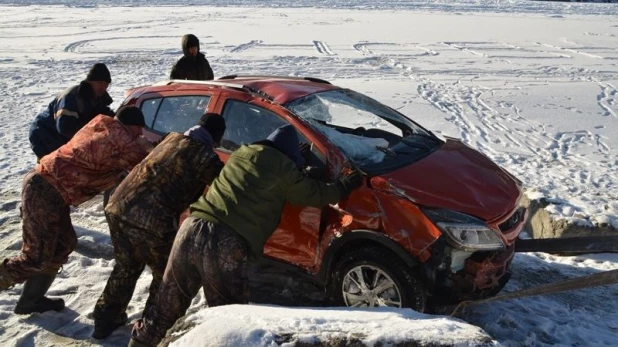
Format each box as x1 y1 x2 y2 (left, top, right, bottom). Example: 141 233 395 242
92 312 128 339
0 260 16 291
13 270 65 314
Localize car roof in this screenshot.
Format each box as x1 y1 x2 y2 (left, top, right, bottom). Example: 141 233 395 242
132 75 340 105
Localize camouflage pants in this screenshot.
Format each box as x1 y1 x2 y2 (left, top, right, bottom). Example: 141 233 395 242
93 213 175 325
4 170 75 283
131 216 249 346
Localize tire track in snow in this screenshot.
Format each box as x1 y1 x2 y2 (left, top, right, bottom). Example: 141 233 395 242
353 43 374 55
313 40 335 55
229 40 263 53
353 42 438 57
502 42 571 60
442 41 513 64
535 42 604 59
64 35 178 53
442 42 488 57
2 23 158 39
412 45 439 56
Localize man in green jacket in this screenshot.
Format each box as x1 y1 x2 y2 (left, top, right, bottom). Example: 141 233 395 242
129 125 362 347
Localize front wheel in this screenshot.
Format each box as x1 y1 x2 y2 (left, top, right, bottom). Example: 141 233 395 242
330 247 426 312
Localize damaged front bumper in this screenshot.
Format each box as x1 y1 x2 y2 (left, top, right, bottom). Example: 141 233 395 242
432 243 515 302
452 244 515 297
429 207 526 302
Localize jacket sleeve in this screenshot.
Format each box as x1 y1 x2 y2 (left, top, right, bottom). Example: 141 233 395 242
285 166 342 208
170 62 182 79
101 107 115 117
55 91 83 139
202 155 224 186
192 154 224 203
204 60 214 81
98 93 115 117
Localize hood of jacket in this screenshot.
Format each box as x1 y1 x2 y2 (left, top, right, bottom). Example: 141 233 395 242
182 34 200 57
184 125 214 147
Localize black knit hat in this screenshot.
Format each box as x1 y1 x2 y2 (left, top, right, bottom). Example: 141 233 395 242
199 113 226 143
115 106 146 127
86 63 112 83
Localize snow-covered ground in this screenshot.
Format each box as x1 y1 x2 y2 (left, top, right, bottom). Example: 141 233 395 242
0 1 617 346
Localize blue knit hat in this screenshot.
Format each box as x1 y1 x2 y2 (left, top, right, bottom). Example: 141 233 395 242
266 125 304 168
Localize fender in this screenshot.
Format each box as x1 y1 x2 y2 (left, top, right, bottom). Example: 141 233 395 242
315 229 420 286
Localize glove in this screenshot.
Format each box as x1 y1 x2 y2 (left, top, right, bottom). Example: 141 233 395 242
303 165 326 179
338 169 363 197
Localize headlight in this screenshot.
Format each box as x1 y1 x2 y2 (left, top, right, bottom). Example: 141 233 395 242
422 208 504 251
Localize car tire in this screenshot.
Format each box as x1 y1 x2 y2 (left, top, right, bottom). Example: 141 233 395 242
331 247 426 312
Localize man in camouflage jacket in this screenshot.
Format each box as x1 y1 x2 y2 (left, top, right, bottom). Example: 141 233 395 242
0 107 151 316
128 125 363 347
91 114 226 339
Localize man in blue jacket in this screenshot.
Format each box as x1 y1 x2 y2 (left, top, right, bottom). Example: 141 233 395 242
28 63 115 160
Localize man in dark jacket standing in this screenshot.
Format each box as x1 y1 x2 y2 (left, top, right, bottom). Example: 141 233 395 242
29 63 115 160
128 125 363 347
0 107 151 315
91 114 226 339
170 34 214 81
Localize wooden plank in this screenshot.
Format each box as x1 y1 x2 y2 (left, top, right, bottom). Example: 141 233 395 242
515 235 618 254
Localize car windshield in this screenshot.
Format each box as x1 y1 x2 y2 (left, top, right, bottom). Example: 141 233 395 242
285 89 442 173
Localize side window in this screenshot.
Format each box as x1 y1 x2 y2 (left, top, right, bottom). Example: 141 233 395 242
220 100 289 151
151 96 211 134
140 98 161 128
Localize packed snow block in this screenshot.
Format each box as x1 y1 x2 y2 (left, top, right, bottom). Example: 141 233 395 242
162 305 498 347
521 195 616 239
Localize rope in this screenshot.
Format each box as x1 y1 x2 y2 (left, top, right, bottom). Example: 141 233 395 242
450 268 618 317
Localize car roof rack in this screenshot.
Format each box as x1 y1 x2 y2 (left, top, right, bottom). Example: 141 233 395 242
153 79 274 101
218 75 332 85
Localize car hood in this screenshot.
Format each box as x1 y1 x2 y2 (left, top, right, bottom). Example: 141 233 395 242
374 138 521 221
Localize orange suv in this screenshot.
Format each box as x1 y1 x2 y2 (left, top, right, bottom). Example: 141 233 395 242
121 75 527 311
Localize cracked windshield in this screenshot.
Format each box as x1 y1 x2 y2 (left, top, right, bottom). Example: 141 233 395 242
286 89 441 168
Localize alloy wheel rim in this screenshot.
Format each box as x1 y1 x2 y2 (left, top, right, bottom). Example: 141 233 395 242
341 264 402 308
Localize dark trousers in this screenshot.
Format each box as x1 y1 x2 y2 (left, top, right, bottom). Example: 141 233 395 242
131 216 249 346
93 214 175 325
5 170 76 282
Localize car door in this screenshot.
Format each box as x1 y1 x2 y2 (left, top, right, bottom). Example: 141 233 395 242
218 99 324 269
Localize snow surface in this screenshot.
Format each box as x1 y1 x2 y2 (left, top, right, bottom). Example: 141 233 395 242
0 1 617 346
170 305 496 347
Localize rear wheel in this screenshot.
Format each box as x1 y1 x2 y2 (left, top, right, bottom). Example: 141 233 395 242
331 247 426 312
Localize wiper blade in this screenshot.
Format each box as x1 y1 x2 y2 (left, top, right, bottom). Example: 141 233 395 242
376 146 397 158
409 131 439 142
400 132 439 151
